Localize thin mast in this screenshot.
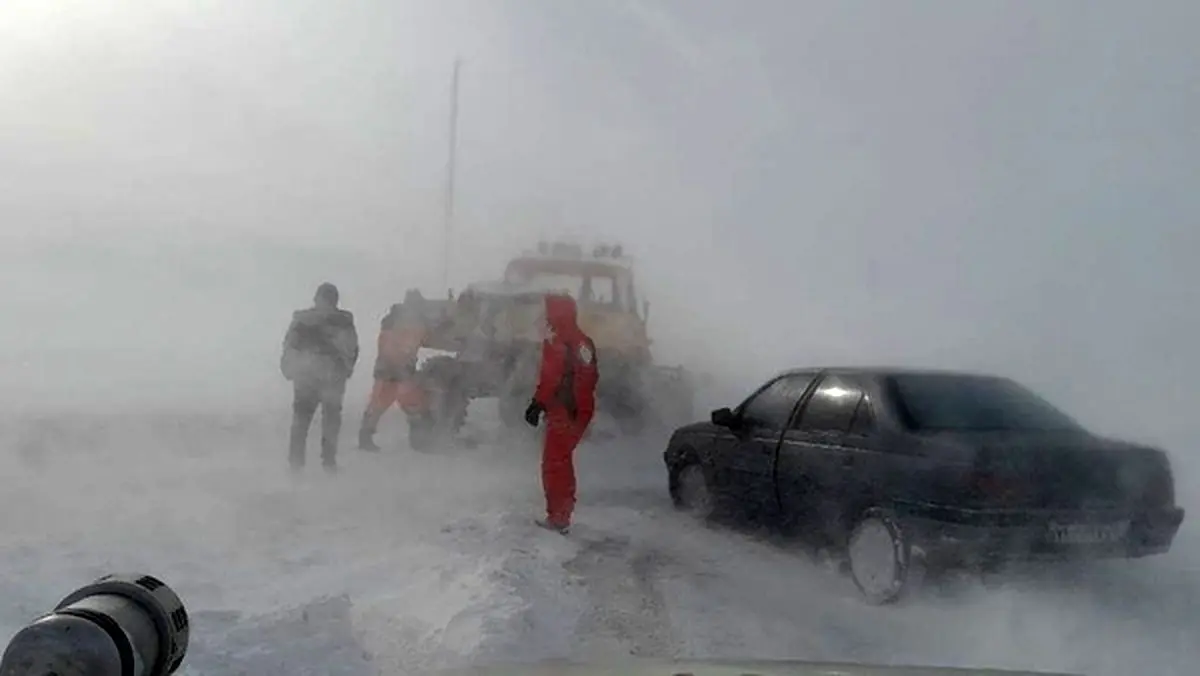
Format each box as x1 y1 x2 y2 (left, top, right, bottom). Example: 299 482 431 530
441 57 461 294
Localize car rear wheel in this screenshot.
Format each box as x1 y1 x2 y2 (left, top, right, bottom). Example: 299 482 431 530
673 463 714 519
847 509 911 605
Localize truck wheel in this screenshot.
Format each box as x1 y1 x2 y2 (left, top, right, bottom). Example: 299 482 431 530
498 394 527 429
846 508 912 605
441 385 469 433
655 383 695 431
671 463 714 520
498 349 539 429
616 410 646 437
408 414 436 451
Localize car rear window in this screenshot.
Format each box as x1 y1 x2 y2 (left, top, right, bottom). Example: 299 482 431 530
886 374 1081 432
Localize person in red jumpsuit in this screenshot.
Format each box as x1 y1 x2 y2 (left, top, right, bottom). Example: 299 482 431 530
524 293 599 534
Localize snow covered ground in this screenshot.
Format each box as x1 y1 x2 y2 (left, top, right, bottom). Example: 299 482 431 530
1 402 1198 676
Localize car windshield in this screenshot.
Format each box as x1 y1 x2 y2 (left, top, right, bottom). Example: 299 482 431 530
887 374 1081 432
511 271 586 296
505 269 621 306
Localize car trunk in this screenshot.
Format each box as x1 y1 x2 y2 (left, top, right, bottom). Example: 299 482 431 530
951 431 1174 511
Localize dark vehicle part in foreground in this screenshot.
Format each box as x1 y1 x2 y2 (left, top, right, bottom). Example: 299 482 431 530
0 573 189 676
2 573 1079 676
664 367 1185 604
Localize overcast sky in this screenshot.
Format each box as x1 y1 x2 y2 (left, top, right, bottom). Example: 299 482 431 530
0 1 1196 458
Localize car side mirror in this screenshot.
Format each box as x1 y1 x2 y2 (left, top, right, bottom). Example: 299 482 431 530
711 407 737 428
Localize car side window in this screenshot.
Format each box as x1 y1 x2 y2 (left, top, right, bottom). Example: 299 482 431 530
792 374 864 433
848 395 875 435
740 373 814 430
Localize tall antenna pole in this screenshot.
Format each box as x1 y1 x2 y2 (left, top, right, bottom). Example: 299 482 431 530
441 57 461 294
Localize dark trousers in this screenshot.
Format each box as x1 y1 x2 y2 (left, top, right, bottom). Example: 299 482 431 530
289 378 347 467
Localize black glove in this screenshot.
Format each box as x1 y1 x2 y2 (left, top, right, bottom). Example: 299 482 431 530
524 400 543 427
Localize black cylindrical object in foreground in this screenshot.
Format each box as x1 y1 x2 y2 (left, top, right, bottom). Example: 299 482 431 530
0 573 189 676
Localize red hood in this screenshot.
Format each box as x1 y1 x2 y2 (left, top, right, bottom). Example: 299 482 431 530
544 294 581 339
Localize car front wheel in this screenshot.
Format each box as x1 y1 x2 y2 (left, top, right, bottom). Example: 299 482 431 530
672 463 714 520
846 508 912 605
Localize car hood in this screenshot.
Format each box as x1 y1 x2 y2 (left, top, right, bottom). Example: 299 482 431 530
673 421 715 436
434 659 1078 676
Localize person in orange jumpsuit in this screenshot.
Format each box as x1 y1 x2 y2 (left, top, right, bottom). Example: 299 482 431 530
358 290 431 451
524 293 599 534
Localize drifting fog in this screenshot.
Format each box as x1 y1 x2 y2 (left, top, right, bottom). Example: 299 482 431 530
1 0 1199 672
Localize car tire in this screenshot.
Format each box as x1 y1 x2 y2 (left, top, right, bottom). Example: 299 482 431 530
846 508 912 605
671 462 714 520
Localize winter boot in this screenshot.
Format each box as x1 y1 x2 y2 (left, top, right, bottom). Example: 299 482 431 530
358 429 381 452
358 412 382 451
535 518 570 535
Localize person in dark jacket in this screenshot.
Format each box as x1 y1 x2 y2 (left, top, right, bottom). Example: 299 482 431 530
281 282 359 471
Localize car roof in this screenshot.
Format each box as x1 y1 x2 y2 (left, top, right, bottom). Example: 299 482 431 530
776 366 1009 380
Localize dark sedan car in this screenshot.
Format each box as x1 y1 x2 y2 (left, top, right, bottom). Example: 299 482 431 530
663 367 1185 603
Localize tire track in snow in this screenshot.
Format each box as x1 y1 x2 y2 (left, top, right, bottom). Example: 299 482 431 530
562 532 679 659
434 506 686 664
436 510 588 664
